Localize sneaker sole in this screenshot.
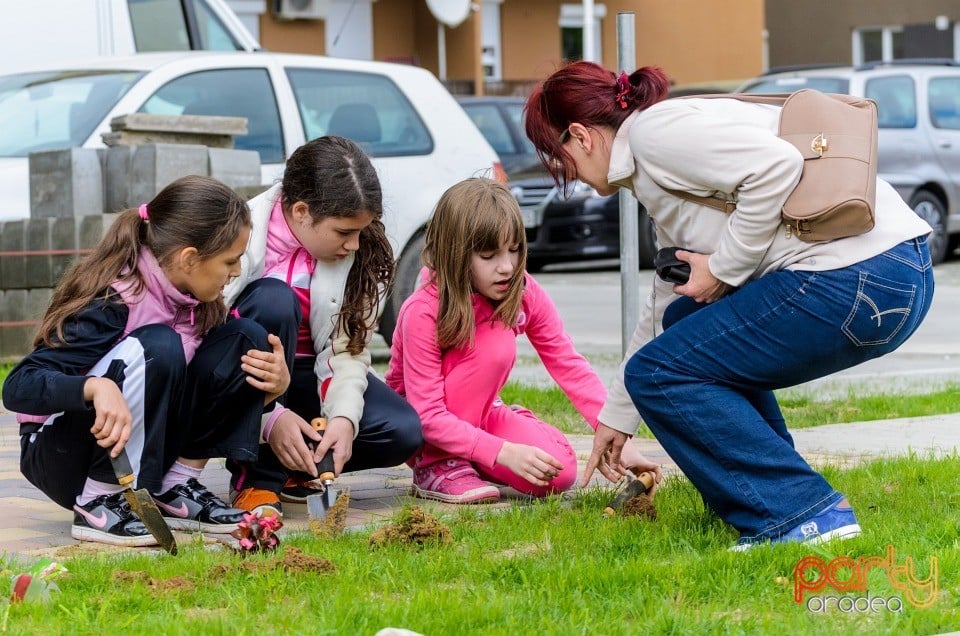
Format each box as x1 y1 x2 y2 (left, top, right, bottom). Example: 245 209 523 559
71 525 159 547
730 523 862 552
162 518 240 534
410 484 500 504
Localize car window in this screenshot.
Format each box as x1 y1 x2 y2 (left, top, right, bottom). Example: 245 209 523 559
0 70 142 157
865 75 916 129
461 103 516 155
740 76 850 94
285 67 433 157
929 76 960 130
130 0 242 51
139 68 284 164
503 102 538 154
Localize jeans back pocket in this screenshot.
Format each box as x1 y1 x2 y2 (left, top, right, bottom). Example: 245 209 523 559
842 271 915 347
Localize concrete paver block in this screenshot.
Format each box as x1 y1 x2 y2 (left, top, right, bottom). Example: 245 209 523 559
29 148 105 219
0 220 26 290
0 289 31 359
104 146 135 214
208 148 261 188
25 218 54 289
129 144 210 205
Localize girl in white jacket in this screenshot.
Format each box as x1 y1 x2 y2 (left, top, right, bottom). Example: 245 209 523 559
224 136 422 517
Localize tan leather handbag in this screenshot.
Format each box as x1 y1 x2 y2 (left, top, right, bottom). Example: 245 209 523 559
663 89 879 242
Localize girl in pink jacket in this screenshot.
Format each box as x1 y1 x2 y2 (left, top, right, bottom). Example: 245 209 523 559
386 178 660 503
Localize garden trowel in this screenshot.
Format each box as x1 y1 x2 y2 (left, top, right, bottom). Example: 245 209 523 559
603 471 656 516
110 448 178 554
305 418 338 520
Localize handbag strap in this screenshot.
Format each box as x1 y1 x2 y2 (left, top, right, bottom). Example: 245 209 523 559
658 184 736 214
654 93 793 214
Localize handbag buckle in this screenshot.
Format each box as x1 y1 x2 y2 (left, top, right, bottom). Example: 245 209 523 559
811 133 828 157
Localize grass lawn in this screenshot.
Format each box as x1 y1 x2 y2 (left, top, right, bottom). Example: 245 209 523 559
3 456 957 634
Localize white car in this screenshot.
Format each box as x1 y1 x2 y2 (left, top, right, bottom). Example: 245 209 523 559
0 51 502 341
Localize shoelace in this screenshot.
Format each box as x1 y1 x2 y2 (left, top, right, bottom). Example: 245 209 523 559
103 491 136 520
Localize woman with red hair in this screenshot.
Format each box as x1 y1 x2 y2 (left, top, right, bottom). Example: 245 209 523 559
525 61 934 550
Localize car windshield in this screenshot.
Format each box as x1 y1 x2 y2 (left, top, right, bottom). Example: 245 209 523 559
0 70 142 157
740 76 850 94
503 102 537 155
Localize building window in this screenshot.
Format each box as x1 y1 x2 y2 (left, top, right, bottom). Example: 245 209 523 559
481 0 503 80
559 3 606 62
853 26 903 64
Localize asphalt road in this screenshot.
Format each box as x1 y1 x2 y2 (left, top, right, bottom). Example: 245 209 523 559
512 258 960 396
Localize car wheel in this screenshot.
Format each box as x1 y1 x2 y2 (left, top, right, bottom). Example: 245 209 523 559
380 231 426 347
909 191 948 265
526 257 546 273
637 206 659 269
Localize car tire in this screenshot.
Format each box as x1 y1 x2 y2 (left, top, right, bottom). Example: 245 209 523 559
379 231 426 347
526 257 546 273
637 206 659 269
909 190 948 265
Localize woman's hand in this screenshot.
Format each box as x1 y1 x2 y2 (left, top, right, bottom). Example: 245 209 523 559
673 250 730 304
242 334 290 404
495 441 564 487
618 439 664 492
580 422 630 486
267 410 321 476
312 416 354 477
84 377 132 458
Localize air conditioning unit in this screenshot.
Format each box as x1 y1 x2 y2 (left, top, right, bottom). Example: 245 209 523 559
274 0 329 20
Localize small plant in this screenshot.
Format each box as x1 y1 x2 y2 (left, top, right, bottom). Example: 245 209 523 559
230 512 282 553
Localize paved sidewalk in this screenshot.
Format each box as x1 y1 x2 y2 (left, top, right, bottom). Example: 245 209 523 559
1 408 958 557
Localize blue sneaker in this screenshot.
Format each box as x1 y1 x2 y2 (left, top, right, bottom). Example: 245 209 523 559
731 497 861 552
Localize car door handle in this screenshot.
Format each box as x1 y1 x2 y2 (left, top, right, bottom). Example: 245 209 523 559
938 140 952 149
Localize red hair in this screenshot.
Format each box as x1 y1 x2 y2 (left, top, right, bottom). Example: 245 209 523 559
524 61 670 187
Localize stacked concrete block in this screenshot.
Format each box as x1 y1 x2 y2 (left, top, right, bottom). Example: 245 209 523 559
104 146 136 214
0 289 29 359
29 148 105 219
0 220 26 290
129 144 210 206
208 148 261 189
25 218 54 289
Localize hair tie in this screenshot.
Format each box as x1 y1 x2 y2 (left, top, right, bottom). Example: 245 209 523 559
615 70 631 109
138 204 150 221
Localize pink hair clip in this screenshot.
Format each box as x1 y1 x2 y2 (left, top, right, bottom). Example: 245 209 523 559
138 203 150 221
615 71 631 109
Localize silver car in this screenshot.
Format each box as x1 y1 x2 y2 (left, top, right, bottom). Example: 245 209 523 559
738 59 960 264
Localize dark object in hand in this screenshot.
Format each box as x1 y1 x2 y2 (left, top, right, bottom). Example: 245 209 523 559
654 247 692 284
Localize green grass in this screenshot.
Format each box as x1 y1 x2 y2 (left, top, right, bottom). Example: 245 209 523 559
3 455 958 634
498 382 960 436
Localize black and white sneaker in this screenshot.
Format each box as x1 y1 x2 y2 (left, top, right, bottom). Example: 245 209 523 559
153 478 246 534
71 492 159 547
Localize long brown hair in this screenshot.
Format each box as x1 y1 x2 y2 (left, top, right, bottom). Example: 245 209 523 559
422 178 527 350
36 175 250 347
525 61 670 189
281 136 394 354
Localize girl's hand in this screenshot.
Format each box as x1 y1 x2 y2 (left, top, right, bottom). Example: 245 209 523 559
267 410 321 476
242 334 290 404
312 416 354 477
84 377 132 458
495 441 564 487
673 250 730 304
580 422 629 486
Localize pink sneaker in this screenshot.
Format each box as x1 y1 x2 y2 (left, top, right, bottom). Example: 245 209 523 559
412 459 500 504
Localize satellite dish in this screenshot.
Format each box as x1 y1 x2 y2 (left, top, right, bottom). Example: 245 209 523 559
426 0 472 28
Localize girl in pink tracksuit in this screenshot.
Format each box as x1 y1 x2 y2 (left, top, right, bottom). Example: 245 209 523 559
386 177 661 504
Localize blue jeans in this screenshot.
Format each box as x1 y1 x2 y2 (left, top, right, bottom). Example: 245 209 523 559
624 236 934 540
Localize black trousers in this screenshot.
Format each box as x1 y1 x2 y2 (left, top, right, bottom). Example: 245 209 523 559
227 278 423 493
21 320 269 509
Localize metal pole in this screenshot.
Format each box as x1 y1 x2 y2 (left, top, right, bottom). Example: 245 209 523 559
583 0 595 62
437 22 446 81
616 12 639 357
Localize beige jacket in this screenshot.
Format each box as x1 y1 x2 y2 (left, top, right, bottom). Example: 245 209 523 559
599 98 932 435
223 184 371 437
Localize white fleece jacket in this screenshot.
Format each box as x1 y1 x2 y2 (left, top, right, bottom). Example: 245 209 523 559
223 184 371 436
599 98 932 435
